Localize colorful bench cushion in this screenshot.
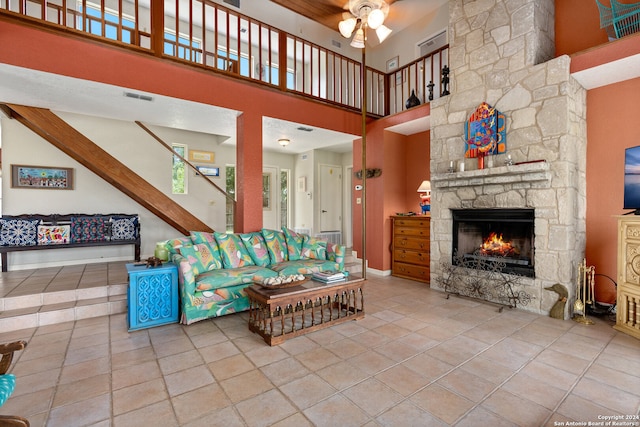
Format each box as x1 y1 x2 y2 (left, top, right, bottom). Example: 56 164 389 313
110 216 139 240
70 216 108 242
0 218 40 246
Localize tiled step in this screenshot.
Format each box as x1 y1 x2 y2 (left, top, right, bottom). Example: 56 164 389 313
0 284 127 332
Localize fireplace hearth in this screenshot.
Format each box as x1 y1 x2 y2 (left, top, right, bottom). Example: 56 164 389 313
452 208 535 278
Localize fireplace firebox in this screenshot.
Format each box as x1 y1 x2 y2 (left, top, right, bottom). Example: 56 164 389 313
452 209 535 277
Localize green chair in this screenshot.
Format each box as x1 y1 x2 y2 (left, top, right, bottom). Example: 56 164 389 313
0 340 29 427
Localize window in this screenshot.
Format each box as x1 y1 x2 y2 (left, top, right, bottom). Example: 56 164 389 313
172 144 187 194
280 169 289 228
225 166 235 232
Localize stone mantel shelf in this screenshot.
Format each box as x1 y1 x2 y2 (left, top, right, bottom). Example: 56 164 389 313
431 161 551 189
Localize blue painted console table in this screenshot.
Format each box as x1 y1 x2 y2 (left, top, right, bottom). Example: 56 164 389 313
126 262 179 331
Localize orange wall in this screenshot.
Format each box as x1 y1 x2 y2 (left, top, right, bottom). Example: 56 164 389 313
586 77 640 282
556 0 639 56
405 131 431 212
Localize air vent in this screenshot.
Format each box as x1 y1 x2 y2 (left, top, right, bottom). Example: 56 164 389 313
124 92 153 102
417 30 447 57
223 0 239 7
331 39 342 48
297 126 313 132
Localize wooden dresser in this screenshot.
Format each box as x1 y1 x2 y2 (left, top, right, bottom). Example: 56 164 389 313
391 215 430 283
616 216 640 339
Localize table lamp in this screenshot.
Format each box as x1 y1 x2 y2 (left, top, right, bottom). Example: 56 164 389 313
417 180 431 214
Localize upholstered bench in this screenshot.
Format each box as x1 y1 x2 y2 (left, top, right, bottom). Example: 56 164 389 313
0 214 141 271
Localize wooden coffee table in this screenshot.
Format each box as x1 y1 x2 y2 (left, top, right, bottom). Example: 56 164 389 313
246 276 365 346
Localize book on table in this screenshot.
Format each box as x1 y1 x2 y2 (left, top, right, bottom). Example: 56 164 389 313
312 271 346 282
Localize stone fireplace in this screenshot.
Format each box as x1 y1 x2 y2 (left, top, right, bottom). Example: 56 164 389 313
429 0 587 317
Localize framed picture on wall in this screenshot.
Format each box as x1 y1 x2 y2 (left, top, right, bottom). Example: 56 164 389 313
189 150 215 164
195 166 220 177
386 56 399 72
11 165 74 190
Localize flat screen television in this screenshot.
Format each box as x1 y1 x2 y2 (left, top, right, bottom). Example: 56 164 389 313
624 145 640 214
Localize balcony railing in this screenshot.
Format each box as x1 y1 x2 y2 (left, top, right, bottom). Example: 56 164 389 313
1 0 448 116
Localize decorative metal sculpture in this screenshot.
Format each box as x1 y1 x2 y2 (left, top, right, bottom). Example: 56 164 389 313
427 80 435 101
437 252 533 311
441 65 450 96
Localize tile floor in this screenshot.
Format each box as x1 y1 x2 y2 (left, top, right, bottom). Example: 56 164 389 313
0 272 639 427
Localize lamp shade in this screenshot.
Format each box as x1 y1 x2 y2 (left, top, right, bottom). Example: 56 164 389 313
339 18 357 38
375 24 392 43
350 28 366 48
367 8 385 29
417 180 431 193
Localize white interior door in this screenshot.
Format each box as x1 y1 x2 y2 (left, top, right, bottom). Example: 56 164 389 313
319 164 342 232
262 166 278 230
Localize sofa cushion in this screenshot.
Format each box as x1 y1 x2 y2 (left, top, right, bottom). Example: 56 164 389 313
214 232 254 268
282 227 304 261
0 373 16 407
239 232 271 267
179 244 220 275
301 235 327 260
195 265 277 291
269 259 341 276
261 228 288 264
189 231 224 269
327 242 346 268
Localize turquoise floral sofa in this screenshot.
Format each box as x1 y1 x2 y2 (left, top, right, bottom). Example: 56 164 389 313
164 228 346 325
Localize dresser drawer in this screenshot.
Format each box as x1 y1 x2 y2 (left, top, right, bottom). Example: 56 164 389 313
394 226 430 238
394 218 430 228
394 237 429 251
392 262 430 282
394 249 429 265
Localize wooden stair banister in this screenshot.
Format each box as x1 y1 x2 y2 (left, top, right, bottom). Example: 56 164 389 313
4 103 212 236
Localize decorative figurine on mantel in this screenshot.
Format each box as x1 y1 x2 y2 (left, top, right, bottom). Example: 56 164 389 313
464 102 506 169
417 180 431 214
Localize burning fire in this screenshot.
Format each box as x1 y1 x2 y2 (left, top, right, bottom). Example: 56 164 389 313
480 232 519 257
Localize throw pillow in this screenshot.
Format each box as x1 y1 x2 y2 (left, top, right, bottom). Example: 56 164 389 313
239 232 271 267
301 235 327 260
110 216 138 240
178 244 211 275
261 228 288 264
37 225 70 245
327 242 346 265
163 237 192 255
189 231 224 269
0 218 40 246
214 232 254 269
282 227 304 261
70 216 108 242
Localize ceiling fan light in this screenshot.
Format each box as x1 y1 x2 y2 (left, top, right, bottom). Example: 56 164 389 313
367 9 385 30
350 28 366 48
339 18 357 38
278 138 290 147
376 24 392 43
